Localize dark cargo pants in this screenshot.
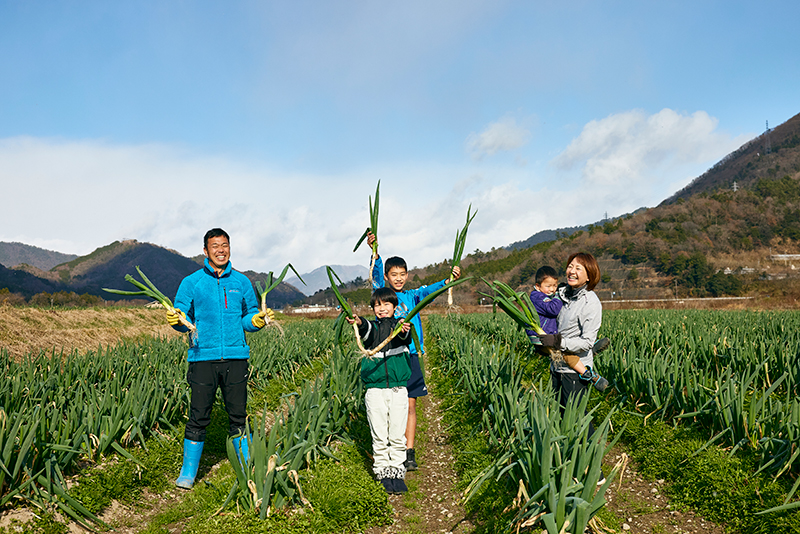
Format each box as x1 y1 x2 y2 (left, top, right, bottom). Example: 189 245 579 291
184 359 249 442
550 370 595 439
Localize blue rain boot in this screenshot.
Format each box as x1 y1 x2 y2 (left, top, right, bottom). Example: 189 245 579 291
176 439 204 489
232 434 250 466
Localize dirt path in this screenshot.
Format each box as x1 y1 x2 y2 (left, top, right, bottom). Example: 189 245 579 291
362 368 729 534
601 448 726 534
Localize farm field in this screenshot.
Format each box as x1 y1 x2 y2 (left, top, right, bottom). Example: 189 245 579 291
1 308 800 533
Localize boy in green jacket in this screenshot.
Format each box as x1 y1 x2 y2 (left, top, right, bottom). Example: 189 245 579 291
348 287 412 494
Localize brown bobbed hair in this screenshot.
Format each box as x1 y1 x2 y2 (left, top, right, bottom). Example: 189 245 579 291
566 252 601 291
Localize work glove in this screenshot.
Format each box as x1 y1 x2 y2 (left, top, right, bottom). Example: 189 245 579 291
252 308 275 329
166 308 186 327
538 333 562 349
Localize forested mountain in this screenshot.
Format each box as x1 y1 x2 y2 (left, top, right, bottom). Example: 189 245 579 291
0 240 305 308
0 242 78 270
408 112 800 302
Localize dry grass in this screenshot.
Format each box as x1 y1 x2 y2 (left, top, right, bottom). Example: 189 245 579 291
0 304 181 361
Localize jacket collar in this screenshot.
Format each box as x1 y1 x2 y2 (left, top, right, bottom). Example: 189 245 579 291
204 258 232 278
562 284 588 300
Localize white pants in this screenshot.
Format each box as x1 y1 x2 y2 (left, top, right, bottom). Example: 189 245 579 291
364 387 409 479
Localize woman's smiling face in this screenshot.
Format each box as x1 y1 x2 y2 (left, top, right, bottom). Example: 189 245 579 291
566 258 589 288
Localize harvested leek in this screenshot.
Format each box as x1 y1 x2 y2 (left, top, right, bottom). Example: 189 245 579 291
448 204 477 307
479 279 563 362
353 180 380 286
103 266 196 332
255 263 305 331
328 265 472 357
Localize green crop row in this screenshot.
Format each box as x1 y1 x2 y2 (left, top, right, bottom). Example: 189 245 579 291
600 310 800 483
0 319 336 528
427 315 620 534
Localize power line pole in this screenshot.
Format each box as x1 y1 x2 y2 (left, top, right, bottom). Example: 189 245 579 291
765 120 772 154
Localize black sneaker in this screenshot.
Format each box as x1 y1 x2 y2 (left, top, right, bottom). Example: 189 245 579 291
404 448 418 471
394 478 408 494
593 337 610 354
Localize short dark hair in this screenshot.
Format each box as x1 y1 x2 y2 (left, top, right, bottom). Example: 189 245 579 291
204 228 230 249
371 287 398 309
535 266 559 285
567 252 601 291
384 256 407 274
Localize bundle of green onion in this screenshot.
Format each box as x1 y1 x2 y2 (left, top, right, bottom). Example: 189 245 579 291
255 263 305 330
479 279 546 340
328 265 472 358
448 204 477 307
352 180 380 286
103 266 195 332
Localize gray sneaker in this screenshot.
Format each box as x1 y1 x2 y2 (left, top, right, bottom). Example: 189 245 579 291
404 448 418 471
593 337 610 354
593 375 609 392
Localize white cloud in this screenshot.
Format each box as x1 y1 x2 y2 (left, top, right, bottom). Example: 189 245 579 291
0 112 753 276
552 108 750 192
466 117 532 160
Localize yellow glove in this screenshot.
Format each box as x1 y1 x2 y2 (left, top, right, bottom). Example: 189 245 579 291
252 308 275 329
166 308 186 327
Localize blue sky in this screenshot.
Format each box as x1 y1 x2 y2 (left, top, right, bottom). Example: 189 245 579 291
1 1 798 273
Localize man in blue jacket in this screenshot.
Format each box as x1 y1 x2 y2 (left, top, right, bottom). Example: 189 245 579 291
167 228 273 489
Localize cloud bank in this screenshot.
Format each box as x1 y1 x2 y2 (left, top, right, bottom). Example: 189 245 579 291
553 109 750 196
0 109 751 274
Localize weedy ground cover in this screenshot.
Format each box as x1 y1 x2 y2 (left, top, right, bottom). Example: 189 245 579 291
431 311 800 533
0 318 393 533
426 315 620 533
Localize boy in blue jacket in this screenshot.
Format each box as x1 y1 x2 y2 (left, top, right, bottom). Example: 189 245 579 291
167 228 273 489
366 232 460 471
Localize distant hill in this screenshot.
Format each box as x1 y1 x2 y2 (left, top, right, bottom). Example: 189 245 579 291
238 270 307 308
663 111 800 204
506 208 650 251
0 239 303 308
286 265 369 296
0 242 78 270
52 240 200 301
0 262 65 297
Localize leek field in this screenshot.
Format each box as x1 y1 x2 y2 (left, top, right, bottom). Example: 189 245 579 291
3 310 800 533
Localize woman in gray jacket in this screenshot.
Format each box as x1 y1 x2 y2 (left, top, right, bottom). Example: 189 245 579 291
538 252 602 434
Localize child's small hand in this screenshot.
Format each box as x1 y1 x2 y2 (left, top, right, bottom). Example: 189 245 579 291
367 231 376 247
400 320 411 333
451 265 461 280
346 315 363 326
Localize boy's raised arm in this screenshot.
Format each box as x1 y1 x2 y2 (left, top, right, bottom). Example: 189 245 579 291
367 231 384 289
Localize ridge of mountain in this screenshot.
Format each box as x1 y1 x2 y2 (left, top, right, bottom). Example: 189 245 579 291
286 265 368 296
662 111 800 204
1 240 305 308
0 262 66 297
0 242 78 271
506 208 649 250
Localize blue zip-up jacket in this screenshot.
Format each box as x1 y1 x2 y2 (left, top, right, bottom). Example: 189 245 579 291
172 258 261 362
527 290 562 336
371 255 447 355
